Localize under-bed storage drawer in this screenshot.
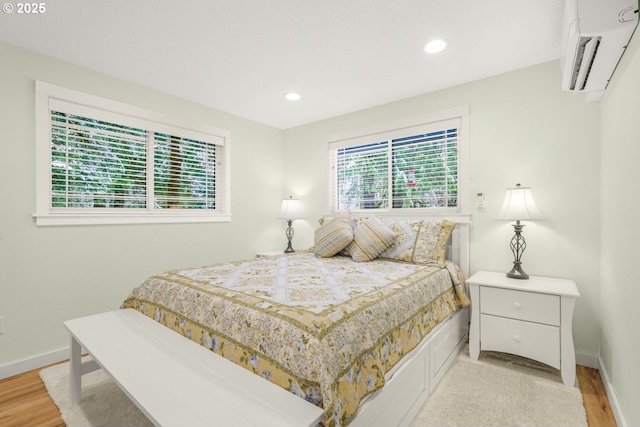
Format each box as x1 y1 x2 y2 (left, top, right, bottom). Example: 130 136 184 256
429 308 468 391
348 308 469 427
480 314 560 369
352 340 429 427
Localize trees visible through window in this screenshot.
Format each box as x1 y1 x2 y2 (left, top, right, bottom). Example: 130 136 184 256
51 112 219 210
51 112 148 209
391 129 458 209
35 81 230 225
154 133 217 210
328 109 468 214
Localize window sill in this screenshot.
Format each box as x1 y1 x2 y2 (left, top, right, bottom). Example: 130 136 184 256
33 212 232 226
330 209 472 223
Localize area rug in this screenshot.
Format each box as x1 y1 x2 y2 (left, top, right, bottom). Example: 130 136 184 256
40 359 153 427
410 346 588 427
40 346 588 427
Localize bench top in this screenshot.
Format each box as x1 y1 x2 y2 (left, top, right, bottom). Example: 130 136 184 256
64 309 324 427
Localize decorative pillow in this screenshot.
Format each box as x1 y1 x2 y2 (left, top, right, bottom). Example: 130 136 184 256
314 214 354 257
378 218 423 262
347 216 396 262
412 220 456 266
318 215 333 226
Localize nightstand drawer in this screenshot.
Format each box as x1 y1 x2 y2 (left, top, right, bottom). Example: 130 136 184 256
480 287 560 326
480 314 560 369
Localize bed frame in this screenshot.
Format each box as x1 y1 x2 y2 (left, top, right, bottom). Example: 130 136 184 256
64 221 470 427
349 221 470 427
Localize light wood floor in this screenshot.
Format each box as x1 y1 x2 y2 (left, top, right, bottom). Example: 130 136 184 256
0 363 618 427
577 365 618 427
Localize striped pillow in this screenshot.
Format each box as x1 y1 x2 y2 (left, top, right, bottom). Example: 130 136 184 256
347 216 396 262
314 214 354 257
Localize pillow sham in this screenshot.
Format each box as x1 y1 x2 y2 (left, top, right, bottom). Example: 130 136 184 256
314 214 354 257
347 216 396 262
378 218 423 262
412 220 456 266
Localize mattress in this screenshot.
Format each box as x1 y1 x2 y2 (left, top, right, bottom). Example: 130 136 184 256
122 251 470 427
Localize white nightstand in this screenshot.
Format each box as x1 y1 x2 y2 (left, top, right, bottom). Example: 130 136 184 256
467 271 580 387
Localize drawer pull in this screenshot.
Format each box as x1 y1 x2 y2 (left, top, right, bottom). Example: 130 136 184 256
513 335 521 342
513 302 522 309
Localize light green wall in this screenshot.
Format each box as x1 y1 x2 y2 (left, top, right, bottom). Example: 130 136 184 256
0 42 286 365
2 32 637 425
283 61 602 357
600 30 640 426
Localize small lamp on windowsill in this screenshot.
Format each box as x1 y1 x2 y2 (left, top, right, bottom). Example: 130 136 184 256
497 183 544 280
279 196 303 253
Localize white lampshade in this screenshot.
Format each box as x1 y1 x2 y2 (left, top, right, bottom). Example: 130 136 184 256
497 184 543 221
279 197 302 220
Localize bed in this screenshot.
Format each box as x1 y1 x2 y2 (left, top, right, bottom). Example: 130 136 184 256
120 215 471 427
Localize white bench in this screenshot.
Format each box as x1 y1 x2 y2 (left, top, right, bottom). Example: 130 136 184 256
64 309 324 427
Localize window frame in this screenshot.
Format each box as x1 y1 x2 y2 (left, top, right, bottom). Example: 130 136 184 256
326 105 470 220
34 81 231 226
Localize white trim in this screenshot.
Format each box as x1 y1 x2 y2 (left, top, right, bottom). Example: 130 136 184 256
575 351 629 427
327 118 461 150
34 81 232 226
33 212 233 226
598 356 629 427
575 350 599 369
49 98 226 147
37 82 230 141
0 347 68 380
457 108 470 215
326 106 469 144
325 105 470 215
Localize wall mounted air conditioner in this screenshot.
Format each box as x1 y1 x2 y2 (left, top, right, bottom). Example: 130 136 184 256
561 0 638 101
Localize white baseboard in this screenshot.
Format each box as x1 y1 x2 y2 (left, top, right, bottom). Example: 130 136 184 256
576 351 599 369
597 356 628 427
0 348 69 380
577 351 628 426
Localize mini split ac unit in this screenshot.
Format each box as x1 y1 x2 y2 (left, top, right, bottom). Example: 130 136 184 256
561 0 639 101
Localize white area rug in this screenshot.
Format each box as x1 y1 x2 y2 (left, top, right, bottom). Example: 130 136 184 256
410 346 588 427
40 359 153 427
40 346 588 427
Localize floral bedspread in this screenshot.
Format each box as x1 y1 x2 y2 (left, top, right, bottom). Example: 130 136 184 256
122 251 469 427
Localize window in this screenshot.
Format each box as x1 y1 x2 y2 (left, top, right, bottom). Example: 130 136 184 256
327 106 469 216
35 82 231 225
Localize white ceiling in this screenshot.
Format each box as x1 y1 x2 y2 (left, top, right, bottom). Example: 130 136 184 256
0 0 564 129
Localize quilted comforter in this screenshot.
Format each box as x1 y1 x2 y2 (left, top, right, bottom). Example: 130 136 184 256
122 251 469 427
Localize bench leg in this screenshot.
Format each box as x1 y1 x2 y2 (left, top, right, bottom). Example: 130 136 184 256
70 335 82 405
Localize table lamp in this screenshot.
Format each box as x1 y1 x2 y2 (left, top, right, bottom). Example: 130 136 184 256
497 183 543 279
279 196 303 253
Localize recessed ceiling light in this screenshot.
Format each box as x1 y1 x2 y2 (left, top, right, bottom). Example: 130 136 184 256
285 92 301 101
423 39 448 54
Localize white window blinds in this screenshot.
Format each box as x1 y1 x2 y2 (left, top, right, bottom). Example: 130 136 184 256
328 112 467 214
336 141 389 210
51 111 148 209
391 128 458 209
50 109 220 211
153 133 219 210
35 81 231 225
